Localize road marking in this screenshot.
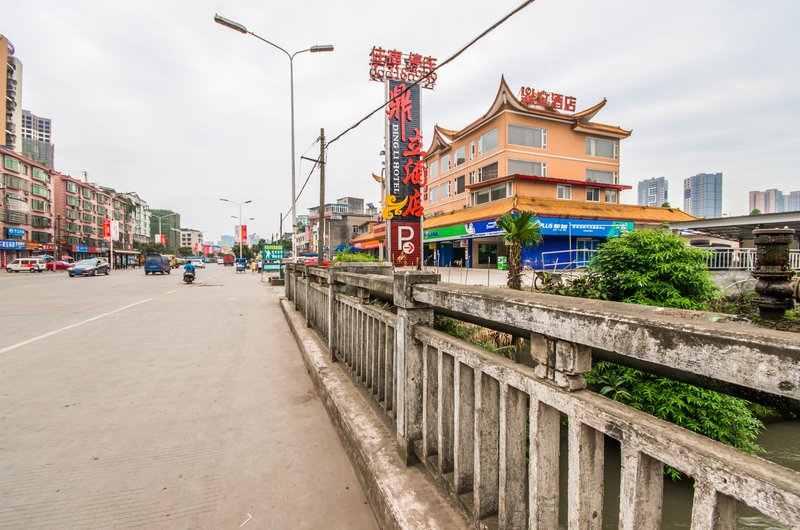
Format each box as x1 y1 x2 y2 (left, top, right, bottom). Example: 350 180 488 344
166 289 178 294
0 298 153 355
239 513 252 527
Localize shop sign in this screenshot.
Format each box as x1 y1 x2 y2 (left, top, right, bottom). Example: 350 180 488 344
389 221 423 266
75 245 88 252
519 86 576 112
424 217 634 242
25 243 43 250
7 227 25 238
42 244 55 251
0 239 26 250
423 224 468 241
354 240 381 250
368 47 437 89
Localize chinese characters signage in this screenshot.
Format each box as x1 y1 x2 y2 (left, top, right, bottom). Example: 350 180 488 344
368 47 437 89
423 217 634 241
382 80 425 266
519 86 576 112
240 225 248 243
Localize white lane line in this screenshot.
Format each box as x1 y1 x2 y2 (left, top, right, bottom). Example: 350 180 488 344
166 289 178 294
0 298 153 355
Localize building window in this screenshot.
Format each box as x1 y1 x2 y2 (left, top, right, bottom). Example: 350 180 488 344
31 184 50 199
469 141 476 160
430 186 439 202
66 209 78 219
67 236 80 245
455 175 465 194
478 162 498 182
440 154 451 173
508 159 546 177
82 213 94 222
66 181 78 193
508 124 547 149
605 189 618 203
96 206 107 216
586 137 619 159
586 187 600 202
32 168 49 182
441 182 450 199
429 160 439 178
82 188 94 199
66 195 79 206
31 199 50 212
454 146 465 166
3 156 21 172
31 231 51 243
66 222 79 233
82 200 93 211
586 169 617 185
473 182 509 205
2 173 30 192
557 185 572 200
31 215 51 228
477 128 498 155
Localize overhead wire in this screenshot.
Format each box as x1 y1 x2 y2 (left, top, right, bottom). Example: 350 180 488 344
325 0 536 148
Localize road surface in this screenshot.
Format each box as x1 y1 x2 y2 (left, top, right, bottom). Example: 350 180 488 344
0 266 376 529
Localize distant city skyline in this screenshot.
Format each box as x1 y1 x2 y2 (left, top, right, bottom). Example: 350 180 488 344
749 188 800 214
637 177 668 207
684 173 723 219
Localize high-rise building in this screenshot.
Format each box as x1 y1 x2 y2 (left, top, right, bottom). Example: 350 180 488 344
117 192 151 245
21 110 54 167
1 35 23 152
149 209 181 251
637 177 668 207
788 191 800 212
683 172 722 218
220 234 235 248
749 189 786 214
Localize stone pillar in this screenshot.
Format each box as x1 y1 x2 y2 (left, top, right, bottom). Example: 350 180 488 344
303 264 311 325
530 334 592 390
752 228 796 320
393 270 438 465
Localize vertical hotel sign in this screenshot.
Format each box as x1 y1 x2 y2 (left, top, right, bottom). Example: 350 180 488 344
369 47 437 267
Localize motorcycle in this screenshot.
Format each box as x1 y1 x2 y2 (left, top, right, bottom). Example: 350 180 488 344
183 270 195 284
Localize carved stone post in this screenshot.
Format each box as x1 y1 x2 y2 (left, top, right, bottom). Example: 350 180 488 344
394 270 438 465
752 228 796 320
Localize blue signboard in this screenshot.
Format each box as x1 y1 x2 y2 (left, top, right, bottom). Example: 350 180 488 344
434 217 635 241
76 245 88 253
0 239 26 250
7 227 25 237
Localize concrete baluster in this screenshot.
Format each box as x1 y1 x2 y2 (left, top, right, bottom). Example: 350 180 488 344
568 421 605 529
393 271 438 465
690 480 739 530
474 372 500 520
528 398 561 530
423 343 438 459
437 351 455 474
453 362 474 495
619 443 664 530
498 383 527 529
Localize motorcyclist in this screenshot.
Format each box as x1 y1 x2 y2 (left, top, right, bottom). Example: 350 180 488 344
183 260 196 279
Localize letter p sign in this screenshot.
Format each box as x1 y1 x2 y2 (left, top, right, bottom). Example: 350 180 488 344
398 226 415 255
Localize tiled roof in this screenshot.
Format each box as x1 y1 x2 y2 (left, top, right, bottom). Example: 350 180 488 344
423 195 696 229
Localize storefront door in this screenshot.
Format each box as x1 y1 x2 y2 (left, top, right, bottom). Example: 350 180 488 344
478 243 497 267
576 238 597 265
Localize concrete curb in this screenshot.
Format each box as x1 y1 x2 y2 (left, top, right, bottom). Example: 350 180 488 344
280 298 469 530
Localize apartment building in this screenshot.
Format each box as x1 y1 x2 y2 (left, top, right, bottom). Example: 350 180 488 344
421 78 693 268
0 147 55 265
180 228 203 252
21 109 54 167
117 191 151 245
637 177 669 207
684 173 723 219
2 35 23 152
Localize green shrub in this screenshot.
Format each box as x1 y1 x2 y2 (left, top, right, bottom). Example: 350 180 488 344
332 250 379 263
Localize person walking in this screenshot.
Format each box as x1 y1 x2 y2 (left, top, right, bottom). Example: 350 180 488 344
251 259 257 275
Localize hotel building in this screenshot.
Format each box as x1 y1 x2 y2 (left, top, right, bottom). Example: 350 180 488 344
420 78 693 268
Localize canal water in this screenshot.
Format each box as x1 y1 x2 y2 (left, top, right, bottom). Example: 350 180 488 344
556 420 800 529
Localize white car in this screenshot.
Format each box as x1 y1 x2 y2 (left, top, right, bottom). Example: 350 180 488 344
6 258 47 273
216 258 224 265
190 259 205 268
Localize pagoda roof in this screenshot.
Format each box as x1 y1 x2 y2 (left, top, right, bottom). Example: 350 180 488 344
424 195 695 230
426 76 631 156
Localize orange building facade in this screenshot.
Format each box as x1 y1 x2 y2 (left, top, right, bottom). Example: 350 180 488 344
421 77 694 269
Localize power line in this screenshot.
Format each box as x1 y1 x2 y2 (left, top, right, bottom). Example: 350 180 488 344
325 0 536 148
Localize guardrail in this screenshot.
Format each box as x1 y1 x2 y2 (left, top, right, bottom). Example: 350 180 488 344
284 263 800 529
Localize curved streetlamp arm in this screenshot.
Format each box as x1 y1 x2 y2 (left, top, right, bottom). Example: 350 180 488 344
248 32 291 60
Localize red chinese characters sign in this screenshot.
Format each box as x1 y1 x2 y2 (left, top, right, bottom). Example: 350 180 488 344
519 86 576 112
102 219 111 239
369 47 437 89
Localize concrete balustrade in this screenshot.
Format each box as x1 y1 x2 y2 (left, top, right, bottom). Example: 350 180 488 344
284 263 800 529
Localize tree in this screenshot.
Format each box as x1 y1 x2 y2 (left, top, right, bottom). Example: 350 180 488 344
177 247 193 257
750 208 762 216
569 228 719 310
496 210 543 290
661 201 671 208
133 241 165 255
559 229 763 467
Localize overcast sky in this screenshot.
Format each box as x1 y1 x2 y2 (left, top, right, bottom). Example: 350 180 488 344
5 0 799 241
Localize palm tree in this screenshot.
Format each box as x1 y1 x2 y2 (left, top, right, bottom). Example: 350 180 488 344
496 210 543 290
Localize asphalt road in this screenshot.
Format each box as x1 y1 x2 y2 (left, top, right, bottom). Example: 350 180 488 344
0 266 376 529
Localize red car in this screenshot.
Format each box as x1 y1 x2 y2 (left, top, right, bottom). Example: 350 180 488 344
46 259 74 271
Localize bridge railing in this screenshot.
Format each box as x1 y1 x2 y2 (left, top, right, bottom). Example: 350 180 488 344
284 263 800 529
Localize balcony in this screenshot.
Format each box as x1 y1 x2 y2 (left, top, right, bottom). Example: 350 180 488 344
2 209 27 224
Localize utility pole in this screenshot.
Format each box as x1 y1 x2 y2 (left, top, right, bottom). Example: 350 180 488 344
279 212 283 245
317 128 325 266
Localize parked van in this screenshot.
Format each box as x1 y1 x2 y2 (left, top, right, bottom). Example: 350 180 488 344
144 253 171 275
5 258 47 273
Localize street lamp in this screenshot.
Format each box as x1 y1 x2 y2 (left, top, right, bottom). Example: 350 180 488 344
214 14 333 261
220 198 252 259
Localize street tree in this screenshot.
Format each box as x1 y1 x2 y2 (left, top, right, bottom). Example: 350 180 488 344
496 210 542 290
